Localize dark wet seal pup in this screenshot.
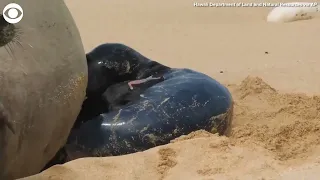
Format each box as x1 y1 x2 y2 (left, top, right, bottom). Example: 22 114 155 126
103 75 165 111
45 43 234 167
67 69 234 159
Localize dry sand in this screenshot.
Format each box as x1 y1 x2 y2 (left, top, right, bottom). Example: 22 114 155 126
23 0 320 179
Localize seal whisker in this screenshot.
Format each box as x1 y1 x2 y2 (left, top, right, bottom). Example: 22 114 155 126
12 28 28 51
4 43 16 60
13 38 26 51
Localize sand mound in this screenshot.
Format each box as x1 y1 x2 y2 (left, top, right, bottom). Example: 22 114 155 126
22 76 320 180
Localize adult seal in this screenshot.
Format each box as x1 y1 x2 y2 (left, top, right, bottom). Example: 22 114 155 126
0 0 88 179
48 43 233 165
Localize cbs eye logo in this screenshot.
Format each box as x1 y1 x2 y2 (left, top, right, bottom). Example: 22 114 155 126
2 3 23 24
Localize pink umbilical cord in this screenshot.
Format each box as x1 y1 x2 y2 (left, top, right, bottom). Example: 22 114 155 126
128 76 161 90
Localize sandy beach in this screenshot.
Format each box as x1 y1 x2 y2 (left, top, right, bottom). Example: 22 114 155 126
23 0 320 179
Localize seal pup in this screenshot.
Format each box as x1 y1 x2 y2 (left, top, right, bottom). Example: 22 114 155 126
64 43 233 159
44 43 233 168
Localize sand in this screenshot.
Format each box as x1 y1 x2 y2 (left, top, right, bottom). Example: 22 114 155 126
22 0 320 179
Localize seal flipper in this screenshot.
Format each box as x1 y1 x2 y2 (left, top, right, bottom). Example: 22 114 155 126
0 102 15 134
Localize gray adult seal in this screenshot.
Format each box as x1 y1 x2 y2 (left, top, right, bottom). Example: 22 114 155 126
0 0 87 179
